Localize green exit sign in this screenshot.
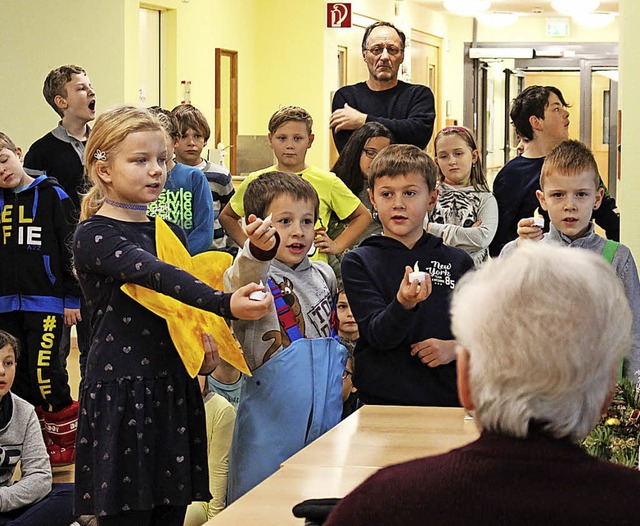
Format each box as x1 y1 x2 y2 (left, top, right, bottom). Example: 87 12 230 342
546 17 570 37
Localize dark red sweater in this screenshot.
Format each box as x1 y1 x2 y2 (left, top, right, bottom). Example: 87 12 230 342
325 432 640 525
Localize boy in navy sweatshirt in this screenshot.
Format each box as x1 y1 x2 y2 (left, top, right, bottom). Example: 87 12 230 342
0 132 79 466
341 144 474 406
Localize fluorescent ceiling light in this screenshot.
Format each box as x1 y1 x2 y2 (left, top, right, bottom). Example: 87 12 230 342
444 0 491 17
551 0 600 16
477 12 519 27
572 12 616 28
469 47 534 59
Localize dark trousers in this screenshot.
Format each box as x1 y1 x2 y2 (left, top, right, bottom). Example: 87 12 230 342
59 298 91 386
96 505 187 526
0 311 72 412
0 483 76 526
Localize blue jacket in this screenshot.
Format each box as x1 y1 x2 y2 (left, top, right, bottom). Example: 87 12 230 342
227 337 346 502
147 162 214 255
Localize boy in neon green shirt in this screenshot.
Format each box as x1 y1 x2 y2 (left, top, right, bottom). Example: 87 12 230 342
219 106 371 263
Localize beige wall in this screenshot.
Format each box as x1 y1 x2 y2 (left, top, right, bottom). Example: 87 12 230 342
0 1 624 179
2 0 128 150
619 0 640 257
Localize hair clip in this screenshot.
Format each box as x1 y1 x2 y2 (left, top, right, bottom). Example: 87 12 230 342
94 149 107 161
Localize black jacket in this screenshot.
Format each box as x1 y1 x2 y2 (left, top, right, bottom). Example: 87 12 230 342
341 232 473 406
0 174 79 314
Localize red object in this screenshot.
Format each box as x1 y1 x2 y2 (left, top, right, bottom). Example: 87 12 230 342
327 3 351 28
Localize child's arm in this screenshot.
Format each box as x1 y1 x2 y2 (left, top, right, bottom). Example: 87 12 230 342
224 215 277 292
74 220 270 321
219 203 248 248
428 193 499 253
204 395 236 518
52 185 81 324
0 406 51 512
186 169 215 255
410 338 457 367
315 203 372 255
341 254 429 349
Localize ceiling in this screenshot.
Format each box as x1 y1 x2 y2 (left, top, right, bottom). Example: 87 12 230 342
415 1 620 16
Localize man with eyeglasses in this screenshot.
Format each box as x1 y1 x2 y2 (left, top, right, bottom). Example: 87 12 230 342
330 21 436 153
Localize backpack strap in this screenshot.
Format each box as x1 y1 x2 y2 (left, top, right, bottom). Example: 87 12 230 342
601 239 620 264
601 240 623 379
267 278 303 343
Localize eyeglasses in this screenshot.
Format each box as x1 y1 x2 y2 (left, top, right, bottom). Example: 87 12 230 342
365 44 402 57
342 369 354 380
362 147 380 159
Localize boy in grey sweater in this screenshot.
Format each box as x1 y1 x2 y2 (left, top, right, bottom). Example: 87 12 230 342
0 330 76 525
224 172 345 501
501 140 640 379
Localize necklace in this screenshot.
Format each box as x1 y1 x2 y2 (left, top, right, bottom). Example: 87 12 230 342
104 198 148 211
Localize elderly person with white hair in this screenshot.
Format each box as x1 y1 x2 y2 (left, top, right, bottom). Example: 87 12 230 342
325 243 640 526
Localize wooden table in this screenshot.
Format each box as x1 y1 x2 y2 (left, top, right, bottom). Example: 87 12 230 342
284 405 479 469
206 406 479 525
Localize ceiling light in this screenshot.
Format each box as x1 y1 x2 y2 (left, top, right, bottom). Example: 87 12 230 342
572 12 616 28
443 0 491 17
551 0 599 16
477 12 519 27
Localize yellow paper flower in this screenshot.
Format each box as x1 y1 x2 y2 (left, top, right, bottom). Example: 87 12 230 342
121 217 250 378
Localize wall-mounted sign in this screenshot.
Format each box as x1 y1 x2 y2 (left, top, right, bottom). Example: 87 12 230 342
546 17 570 37
327 3 351 28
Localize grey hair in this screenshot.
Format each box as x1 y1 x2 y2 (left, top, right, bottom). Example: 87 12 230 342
451 242 631 443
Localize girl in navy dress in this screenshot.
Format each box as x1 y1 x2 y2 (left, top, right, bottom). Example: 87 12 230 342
72 105 271 525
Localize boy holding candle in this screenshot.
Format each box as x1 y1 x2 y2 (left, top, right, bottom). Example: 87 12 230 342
224 171 346 500
341 144 474 406
502 140 640 379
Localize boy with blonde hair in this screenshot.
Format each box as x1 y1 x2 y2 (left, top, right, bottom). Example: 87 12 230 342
502 139 640 378
171 103 235 249
219 105 371 263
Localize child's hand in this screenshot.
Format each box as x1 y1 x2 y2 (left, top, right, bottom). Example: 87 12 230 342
246 214 277 252
230 282 273 320
517 218 544 242
410 338 457 367
397 265 432 310
64 308 82 327
314 228 341 255
199 332 222 375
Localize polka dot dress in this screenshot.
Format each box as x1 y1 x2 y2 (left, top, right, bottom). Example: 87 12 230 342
72 216 232 516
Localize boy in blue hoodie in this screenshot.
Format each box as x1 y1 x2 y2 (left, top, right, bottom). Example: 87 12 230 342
341 144 474 406
147 107 215 255
0 132 79 466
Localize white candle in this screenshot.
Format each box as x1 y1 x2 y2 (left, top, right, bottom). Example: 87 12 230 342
249 280 268 301
532 208 545 228
408 261 426 283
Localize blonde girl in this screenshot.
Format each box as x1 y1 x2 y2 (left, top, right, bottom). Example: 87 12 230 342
73 105 270 526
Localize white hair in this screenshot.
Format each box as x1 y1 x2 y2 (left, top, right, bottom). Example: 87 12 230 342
451 242 632 442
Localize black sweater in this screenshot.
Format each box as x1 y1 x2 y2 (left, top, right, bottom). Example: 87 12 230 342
24 132 85 212
331 81 436 152
0 175 79 314
341 232 473 406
